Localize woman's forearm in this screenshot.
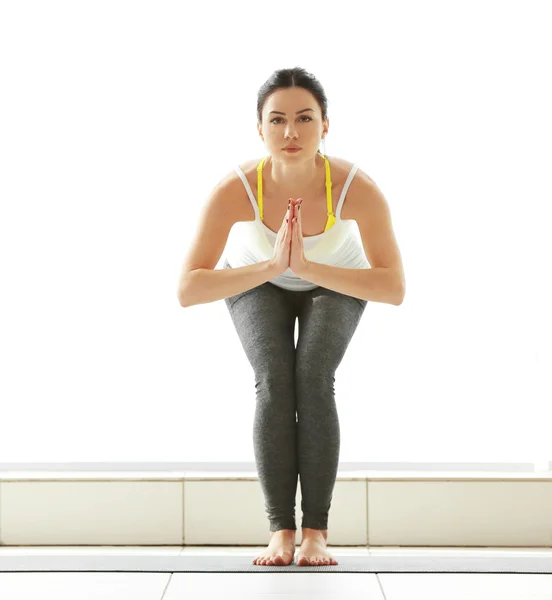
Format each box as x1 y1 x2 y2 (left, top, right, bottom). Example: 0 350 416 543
179 260 280 307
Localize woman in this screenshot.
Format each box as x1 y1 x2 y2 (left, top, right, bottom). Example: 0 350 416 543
178 67 405 567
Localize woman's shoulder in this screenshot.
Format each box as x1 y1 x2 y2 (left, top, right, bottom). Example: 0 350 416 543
222 154 363 223
230 154 360 213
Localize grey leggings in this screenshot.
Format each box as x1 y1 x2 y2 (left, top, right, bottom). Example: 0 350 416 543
223 259 367 532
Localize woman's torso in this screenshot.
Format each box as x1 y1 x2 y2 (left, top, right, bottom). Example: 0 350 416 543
233 155 358 237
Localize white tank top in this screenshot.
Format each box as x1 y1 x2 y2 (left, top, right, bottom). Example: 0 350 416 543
224 155 370 291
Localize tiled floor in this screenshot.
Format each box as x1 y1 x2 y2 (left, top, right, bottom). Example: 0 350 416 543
0 546 551 599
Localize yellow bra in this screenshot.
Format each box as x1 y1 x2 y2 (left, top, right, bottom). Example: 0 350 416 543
256 150 336 233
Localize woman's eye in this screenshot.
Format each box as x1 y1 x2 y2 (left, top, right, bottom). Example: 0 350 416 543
271 116 313 124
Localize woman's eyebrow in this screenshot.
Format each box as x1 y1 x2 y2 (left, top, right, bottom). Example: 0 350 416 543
269 108 314 115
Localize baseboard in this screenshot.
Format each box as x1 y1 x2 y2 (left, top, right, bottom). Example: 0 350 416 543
1 468 551 547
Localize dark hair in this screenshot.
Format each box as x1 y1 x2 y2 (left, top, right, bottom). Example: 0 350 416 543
256 67 328 125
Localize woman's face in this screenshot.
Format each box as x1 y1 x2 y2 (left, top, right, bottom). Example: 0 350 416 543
259 87 328 156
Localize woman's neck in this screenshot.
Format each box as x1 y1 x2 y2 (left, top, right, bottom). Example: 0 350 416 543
264 152 325 198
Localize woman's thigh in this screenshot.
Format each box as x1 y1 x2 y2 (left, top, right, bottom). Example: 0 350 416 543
295 287 367 376
223 260 297 376
222 259 367 378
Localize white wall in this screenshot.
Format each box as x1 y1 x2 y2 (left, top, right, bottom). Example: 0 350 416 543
1 0 550 464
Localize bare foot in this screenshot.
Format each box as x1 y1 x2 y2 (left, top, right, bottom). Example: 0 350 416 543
296 528 338 566
252 529 297 566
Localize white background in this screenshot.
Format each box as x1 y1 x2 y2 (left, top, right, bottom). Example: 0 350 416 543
1 0 550 464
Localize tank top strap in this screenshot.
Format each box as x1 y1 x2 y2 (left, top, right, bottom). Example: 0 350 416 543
256 156 268 221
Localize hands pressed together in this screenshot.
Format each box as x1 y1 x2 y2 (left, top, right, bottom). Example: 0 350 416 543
288 197 309 275
270 197 310 276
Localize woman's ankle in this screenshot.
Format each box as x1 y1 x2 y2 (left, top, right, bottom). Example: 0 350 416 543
270 528 297 539
301 527 328 540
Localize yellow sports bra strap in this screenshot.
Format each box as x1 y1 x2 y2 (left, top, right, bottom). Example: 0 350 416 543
319 151 336 232
257 157 267 221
